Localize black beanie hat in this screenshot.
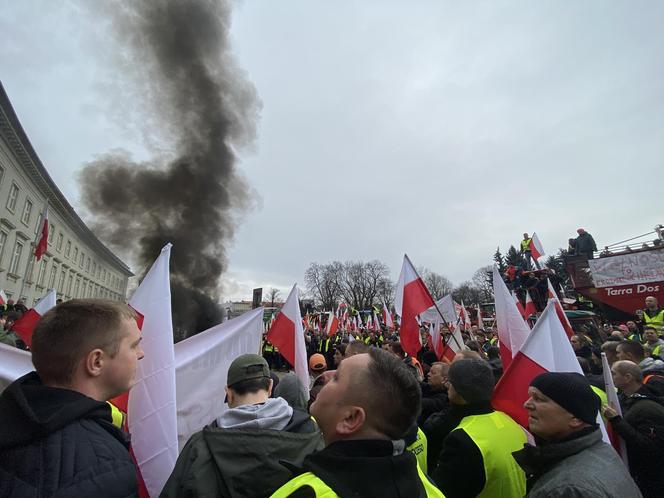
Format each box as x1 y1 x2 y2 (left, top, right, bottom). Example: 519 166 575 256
530 372 599 426
448 358 494 404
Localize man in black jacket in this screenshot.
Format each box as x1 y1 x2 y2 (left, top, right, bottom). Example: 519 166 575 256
575 228 597 259
604 360 664 498
0 299 144 497
270 347 444 497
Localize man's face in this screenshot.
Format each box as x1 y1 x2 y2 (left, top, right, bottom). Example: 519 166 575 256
602 324 612 333
524 387 579 441
611 366 630 391
427 364 447 390
644 329 659 344
101 317 144 399
570 336 581 351
616 345 632 362
310 353 368 444
645 296 657 309
627 321 638 332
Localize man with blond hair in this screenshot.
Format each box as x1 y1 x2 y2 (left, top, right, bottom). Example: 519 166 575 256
0 299 144 497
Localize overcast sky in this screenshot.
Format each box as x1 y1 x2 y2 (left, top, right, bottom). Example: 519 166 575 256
1 1 662 301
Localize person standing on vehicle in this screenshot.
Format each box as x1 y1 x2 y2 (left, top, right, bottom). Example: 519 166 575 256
637 296 664 334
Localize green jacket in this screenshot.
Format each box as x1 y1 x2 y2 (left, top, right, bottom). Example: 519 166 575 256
0 329 17 348
160 409 323 498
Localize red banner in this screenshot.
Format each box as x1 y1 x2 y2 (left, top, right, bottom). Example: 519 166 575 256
580 282 664 315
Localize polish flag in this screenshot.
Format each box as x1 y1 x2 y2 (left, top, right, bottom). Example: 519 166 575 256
476 305 482 330
34 206 49 261
512 291 526 319
547 279 574 338
267 284 309 396
383 302 394 330
12 288 56 347
366 313 374 331
529 232 546 261
601 352 628 466
0 289 7 306
492 301 587 428
441 325 465 362
524 290 537 322
493 266 530 370
394 255 435 358
460 300 472 331
429 322 444 360
373 312 381 331
124 244 178 498
326 311 339 337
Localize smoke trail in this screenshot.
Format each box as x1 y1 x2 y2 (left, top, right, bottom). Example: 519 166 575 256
79 0 261 338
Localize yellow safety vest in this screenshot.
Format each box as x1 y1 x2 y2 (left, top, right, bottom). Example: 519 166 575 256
643 309 664 333
453 411 527 498
521 239 532 252
406 427 428 474
107 402 126 430
270 465 445 498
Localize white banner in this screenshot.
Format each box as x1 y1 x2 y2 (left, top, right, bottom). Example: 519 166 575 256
0 342 32 391
588 248 664 288
174 307 263 448
420 294 457 325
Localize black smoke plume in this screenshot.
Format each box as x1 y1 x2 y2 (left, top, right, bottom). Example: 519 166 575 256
79 0 260 339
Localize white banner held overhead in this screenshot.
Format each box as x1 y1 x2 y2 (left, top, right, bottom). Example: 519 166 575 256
588 248 664 288
0 342 32 392
174 307 264 449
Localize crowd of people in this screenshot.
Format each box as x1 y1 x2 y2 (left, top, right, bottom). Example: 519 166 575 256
1 294 664 497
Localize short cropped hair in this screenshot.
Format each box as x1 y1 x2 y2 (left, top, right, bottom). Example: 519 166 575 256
601 341 619 353
345 341 369 357
361 348 421 440
230 377 271 395
31 299 137 384
617 340 645 361
613 361 643 383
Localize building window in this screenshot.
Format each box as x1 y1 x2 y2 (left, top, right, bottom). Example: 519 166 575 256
48 223 55 243
37 258 48 286
65 240 71 258
67 275 73 296
92 261 97 277
74 278 80 298
0 164 4 185
81 280 87 297
86 256 90 272
48 264 57 288
21 199 33 225
79 251 85 267
73 247 78 263
58 270 66 293
6 183 19 212
56 232 63 251
0 230 7 268
9 240 24 275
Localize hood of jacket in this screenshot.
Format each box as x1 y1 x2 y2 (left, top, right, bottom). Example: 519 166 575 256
640 357 664 374
216 396 294 430
0 371 114 449
302 439 427 498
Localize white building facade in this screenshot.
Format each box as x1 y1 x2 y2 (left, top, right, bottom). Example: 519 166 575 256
0 82 132 305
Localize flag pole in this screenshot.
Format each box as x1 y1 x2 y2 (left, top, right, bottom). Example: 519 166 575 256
404 254 464 351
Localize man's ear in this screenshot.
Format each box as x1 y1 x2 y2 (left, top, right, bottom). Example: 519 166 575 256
267 378 274 396
336 405 366 436
569 416 586 430
225 386 234 406
84 349 105 377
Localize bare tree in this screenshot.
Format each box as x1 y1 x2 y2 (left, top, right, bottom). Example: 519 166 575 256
471 265 494 302
418 267 454 300
266 288 281 307
304 262 341 310
452 281 484 305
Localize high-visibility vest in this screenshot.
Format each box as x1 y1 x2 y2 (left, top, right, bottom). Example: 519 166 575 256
270 465 445 498
319 338 331 353
520 239 532 252
453 411 527 498
643 309 664 333
406 427 428 473
652 344 663 358
107 401 126 430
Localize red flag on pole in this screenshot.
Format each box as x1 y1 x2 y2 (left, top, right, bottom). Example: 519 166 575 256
547 279 574 338
326 311 339 337
12 289 56 347
34 206 49 261
394 255 435 358
493 266 530 370
528 232 546 262
524 290 537 323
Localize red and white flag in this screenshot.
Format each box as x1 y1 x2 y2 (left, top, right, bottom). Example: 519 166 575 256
429 322 444 360
547 279 573 338
382 302 394 330
366 313 374 331
493 301 594 429
512 291 526 319
0 289 7 306
373 312 381 331
476 305 482 330
601 352 628 466
34 206 49 261
394 255 435 358
524 290 537 323
460 300 472 331
267 284 309 396
12 289 56 347
529 232 546 261
126 243 178 498
493 266 530 370
326 311 339 337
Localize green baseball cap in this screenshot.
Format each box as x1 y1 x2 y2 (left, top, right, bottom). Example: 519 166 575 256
227 354 270 387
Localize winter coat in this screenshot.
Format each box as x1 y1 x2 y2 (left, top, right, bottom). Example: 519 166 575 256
0 372 138 498
610 385 664 498
575 232 597 256
160 398 323 498
513 427 641 498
